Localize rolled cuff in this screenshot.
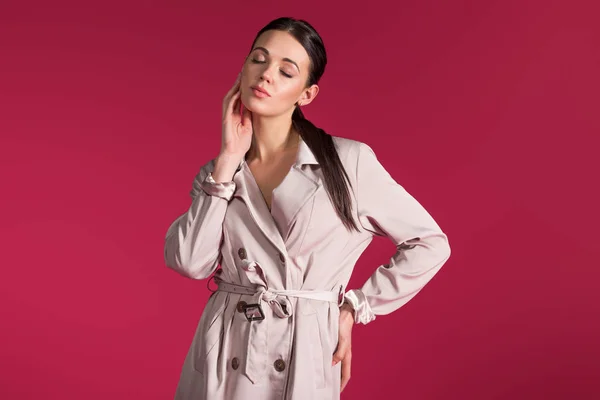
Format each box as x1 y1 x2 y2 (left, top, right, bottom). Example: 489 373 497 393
200 172 236 201
343 289 376 324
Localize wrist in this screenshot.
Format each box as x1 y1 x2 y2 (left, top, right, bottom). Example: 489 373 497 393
213 153 243 182
340 301 356 321
217 150 245 164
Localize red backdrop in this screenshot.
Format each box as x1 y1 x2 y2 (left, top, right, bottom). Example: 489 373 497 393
1 0 598 399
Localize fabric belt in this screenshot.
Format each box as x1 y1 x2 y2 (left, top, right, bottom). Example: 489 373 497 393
211 274 344 384
216 278 342 318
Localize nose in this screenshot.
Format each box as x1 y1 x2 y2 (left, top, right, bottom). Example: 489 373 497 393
259 64 275 83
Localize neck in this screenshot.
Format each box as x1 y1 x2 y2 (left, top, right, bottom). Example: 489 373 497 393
248 111 300 163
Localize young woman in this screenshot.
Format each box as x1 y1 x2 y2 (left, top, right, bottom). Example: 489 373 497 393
164 16 451 400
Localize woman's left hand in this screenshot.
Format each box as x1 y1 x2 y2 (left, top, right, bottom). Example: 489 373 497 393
332 302 355 392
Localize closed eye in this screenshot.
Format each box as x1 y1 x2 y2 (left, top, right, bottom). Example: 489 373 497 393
250 58 293 78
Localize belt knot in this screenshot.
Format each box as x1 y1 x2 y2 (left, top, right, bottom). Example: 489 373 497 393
256 287 293 318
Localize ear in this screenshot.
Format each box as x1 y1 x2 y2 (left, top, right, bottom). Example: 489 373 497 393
297 84 319 107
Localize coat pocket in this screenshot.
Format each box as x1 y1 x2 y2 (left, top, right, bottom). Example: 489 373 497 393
193 296 227 375
301 301 331 389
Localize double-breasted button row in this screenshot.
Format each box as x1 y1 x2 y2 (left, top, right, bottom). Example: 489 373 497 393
239 247 287 264
230 357 286 372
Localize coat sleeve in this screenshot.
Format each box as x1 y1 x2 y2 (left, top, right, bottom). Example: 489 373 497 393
163 160 236 279
343 142 451 324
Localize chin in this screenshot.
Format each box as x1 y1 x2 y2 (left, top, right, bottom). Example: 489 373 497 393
241 95 276 117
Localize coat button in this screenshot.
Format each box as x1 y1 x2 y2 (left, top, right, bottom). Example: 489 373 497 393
236 301 247 313
274 359 286 372
278 252 285 263
238 248 247 260
231 357 240 370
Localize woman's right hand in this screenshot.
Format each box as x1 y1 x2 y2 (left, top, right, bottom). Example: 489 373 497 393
220 72 253 159
212 73 253 183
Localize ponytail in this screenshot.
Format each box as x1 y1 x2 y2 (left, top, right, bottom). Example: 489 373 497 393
292 107 360 232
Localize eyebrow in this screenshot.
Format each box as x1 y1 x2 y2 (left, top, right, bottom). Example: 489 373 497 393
252 46 300 72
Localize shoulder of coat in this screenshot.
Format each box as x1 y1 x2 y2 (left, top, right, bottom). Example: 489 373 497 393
330 135 369 164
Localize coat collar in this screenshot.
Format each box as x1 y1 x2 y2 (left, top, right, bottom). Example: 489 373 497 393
294 137 319 166
235 137 318 172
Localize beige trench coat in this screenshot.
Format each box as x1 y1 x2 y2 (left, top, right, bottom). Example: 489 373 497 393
164 135 451 400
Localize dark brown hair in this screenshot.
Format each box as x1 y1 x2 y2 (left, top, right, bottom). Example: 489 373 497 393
249 17 360 232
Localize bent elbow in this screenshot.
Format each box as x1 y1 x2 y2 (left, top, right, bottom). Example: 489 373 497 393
430 231 451 267
416 232 451 272
437 231 451 260
442 232 451 261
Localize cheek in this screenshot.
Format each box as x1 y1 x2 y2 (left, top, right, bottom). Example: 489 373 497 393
243 62 263 79
276 81 304 103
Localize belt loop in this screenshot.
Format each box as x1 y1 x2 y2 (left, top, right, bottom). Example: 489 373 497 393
337 284 345 307
206 273 218 293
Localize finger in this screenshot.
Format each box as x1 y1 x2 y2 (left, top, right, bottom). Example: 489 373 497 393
333 337 351 365
241 105 252 126
224 89 241 118
228 73 242 97
340 354 352 392
332 340 348 366
222 74 242 109
224 82 240 109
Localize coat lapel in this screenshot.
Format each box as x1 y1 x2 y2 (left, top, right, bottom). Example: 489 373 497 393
233 164 287 255
270 165 320 241
232 138 322 252
272 137 321 242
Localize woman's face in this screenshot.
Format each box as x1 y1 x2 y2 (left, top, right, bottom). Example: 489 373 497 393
240 30 317 117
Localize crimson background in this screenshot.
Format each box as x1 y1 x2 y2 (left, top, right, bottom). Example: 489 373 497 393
1 0 598 399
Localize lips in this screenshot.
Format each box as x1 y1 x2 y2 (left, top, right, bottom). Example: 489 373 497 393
251 86 270 96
